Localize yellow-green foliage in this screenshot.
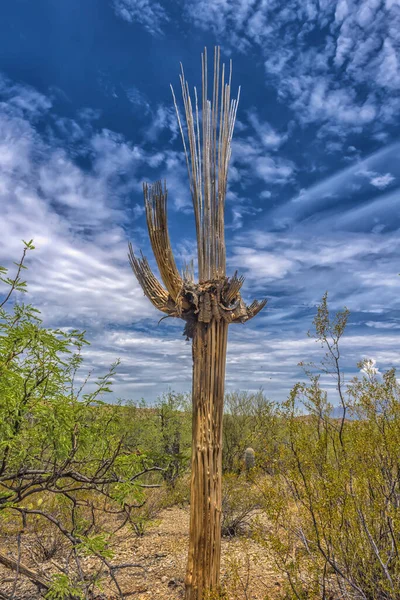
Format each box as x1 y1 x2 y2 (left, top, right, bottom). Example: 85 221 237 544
261 295 400 599
223 390 281 474
120 391 192 487
0 244 165 597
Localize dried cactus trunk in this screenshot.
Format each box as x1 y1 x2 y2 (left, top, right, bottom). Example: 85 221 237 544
186 320 228 599
129 47 267 600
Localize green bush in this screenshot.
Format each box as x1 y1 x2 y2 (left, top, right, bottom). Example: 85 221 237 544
0 242 164 597
262 294 400 599
223 390 280 474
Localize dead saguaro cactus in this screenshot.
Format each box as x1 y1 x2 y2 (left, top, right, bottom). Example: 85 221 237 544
129 47 266 600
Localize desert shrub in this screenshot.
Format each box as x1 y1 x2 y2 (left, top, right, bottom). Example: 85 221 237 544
223 390 279 474
0 243 164 597
219 539 257 600
161 470 191 508
31 528 66 562
151 391 192 486
120 391 192 488
128 487 167 536
262 294 400 599
223 392 257 473
221 474 262 538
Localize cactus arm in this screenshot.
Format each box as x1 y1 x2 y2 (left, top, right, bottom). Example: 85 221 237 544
128 243 176 314
143 181 183 301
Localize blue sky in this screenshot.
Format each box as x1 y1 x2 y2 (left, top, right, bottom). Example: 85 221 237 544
1 0 399 402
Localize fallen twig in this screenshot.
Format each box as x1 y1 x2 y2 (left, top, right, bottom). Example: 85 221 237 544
0 550 49 591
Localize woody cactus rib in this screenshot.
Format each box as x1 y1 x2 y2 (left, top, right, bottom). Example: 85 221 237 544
171 46 240 281
128 245 174 314
129 47 266 600
143 181 183 301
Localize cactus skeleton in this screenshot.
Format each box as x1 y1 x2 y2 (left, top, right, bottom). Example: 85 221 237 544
129 47 266 600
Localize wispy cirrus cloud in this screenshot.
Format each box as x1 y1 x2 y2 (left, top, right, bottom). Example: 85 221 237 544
0 74 52 119
231 136 295 186
112 0 169 35
0 73 206 399
0 74 160 330
247 109 288 150
271 142 400 228
125 86 178 143
230 226 400 348
183 0 400 138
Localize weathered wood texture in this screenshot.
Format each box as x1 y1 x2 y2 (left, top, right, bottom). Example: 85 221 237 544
186 319 228 599
129 47 267 600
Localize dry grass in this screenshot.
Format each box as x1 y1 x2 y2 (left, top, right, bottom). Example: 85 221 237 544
0 505 284 600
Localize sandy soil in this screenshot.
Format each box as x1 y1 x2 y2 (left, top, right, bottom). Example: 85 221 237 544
0 506 284 599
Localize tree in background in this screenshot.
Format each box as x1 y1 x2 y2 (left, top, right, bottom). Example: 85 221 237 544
129 47 266 599
223 390 279 475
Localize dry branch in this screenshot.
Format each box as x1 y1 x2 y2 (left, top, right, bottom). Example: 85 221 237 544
0 550 49 591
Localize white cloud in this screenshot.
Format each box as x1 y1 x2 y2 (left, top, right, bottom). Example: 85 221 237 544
0 74 52 119
184 0 256 50
232 137 295 185
112 0 169 35
160 150 192 211
289 76 377 126
254 156 294 183
331 187 400 231
271 142 400 227
231 226 400 317
365 320 400 329
229 246 294 280
183 0 400 133
144 105 178 142
0 77 163 332
375 38 400 89
125 86 151 112
125 85 178 143
247 109 287 149
369 172 395 189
